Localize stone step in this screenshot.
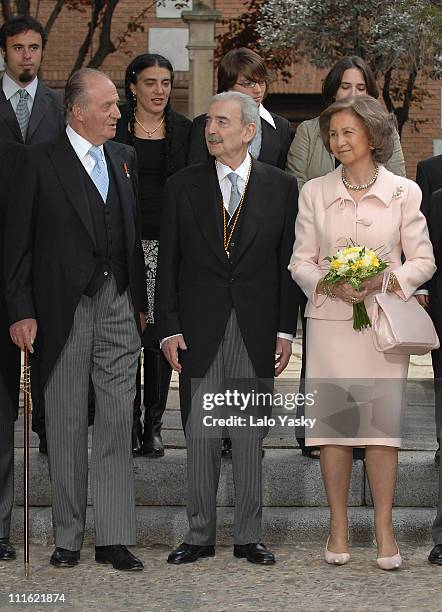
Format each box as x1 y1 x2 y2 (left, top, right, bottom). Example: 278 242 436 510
10 506 435 546
13 449 439 507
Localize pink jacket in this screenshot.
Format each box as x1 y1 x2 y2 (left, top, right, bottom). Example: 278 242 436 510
289 165 436 320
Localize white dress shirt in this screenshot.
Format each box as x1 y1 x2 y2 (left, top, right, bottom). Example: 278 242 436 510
259 104 276 129
2 71 38 114
161 151 293 346
65 124 107 175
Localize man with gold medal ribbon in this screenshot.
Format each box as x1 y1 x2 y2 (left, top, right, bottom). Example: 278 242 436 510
156 91 301 565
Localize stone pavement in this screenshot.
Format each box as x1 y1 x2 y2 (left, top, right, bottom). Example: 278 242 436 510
1 544 442 612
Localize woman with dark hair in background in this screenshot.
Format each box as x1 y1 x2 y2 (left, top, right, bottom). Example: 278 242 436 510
115 53 192 457
286 56 406 460
286 56 406 190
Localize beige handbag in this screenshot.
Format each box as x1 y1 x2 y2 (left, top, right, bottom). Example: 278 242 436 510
372 273 439 355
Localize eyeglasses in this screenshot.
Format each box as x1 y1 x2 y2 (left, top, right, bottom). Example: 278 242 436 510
235 80 266 89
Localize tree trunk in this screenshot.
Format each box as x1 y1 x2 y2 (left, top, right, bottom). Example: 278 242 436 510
0 0 12 21
16 0 30 14
69 0 106 77
88 0 119 68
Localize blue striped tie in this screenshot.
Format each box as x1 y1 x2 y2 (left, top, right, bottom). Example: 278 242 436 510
89 146 109 203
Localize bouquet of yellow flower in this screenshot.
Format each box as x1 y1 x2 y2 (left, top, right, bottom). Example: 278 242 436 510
323 245 388 330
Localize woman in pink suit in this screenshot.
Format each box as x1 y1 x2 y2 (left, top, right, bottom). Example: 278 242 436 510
289 95 435 570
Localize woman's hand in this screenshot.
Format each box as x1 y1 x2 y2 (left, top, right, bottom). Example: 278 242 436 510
332 282 366 304
359 272 384 294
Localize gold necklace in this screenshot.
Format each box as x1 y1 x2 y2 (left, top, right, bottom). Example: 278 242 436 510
135 114 165 138
219 158 253 257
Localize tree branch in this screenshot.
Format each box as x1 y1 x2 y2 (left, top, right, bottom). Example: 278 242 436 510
1 0 12 21
44 0 66 37
70 0 106 76
87 0 119 68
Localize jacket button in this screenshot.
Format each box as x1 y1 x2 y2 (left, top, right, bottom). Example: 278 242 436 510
229 277 234 283
104 271 109 276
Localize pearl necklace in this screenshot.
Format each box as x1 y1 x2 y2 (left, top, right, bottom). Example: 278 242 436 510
135 114 165 138
341 165 379 191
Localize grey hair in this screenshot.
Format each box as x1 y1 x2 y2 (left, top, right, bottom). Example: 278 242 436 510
64 68 111 121
210 91 260 127
319 95 396 164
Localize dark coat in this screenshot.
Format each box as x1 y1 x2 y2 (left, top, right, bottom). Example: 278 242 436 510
155 158 302 425
114 106 192 173
4 134 147 390
416 154 442 219
0 141 23 412
0 78 64 145
188 112 292 169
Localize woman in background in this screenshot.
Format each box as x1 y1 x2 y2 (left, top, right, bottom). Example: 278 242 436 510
115 53 192 457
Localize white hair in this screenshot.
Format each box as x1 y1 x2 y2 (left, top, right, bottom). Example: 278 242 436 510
210 91 260 127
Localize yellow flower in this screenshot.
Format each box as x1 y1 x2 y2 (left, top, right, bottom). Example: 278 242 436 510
331 259 342 269
371 255 379 267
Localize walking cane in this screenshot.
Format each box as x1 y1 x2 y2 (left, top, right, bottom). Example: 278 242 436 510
22 349 31 577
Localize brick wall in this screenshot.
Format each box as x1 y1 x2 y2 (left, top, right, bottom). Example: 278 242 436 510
2 0 441 177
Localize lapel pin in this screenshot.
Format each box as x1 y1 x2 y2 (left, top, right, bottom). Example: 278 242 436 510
123 162 130 178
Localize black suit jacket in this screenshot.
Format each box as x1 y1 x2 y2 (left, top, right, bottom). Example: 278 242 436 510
426 188 442 332
4 134 147 390
155 158 301 423
416 154 442 219
115 106 192 173
0 142 22 411
0 78 64 144
188 112 292 169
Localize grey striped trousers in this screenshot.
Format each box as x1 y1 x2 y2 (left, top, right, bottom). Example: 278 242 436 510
184 310 264 546
45 277 141 550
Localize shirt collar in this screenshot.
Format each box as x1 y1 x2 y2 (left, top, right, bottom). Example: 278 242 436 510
66 124 105 161
2 71 38 100
259 104 276 129
323 164 397 208
215 152 251 183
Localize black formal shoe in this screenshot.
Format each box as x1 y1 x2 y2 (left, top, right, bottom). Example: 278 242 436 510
234 543 275 565
0 538 16 561
38 434 47 455
95 545 143 571
167 542 215 564
435 442 440 466
49 547 80 567
428 544 442 565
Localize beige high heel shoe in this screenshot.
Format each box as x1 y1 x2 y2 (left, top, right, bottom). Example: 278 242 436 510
324 536 350 565
375 541 402 570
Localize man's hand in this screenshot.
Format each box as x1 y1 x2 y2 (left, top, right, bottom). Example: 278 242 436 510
161 335 187 373
9 318 37 352
140 312 148 334
416 294 429 308
275 337 292 377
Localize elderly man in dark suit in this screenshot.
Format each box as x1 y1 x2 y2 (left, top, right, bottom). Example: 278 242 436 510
416 155 442 466
0 14 65 456
5 68 147 571
0 141 23 562
156 91 300 565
